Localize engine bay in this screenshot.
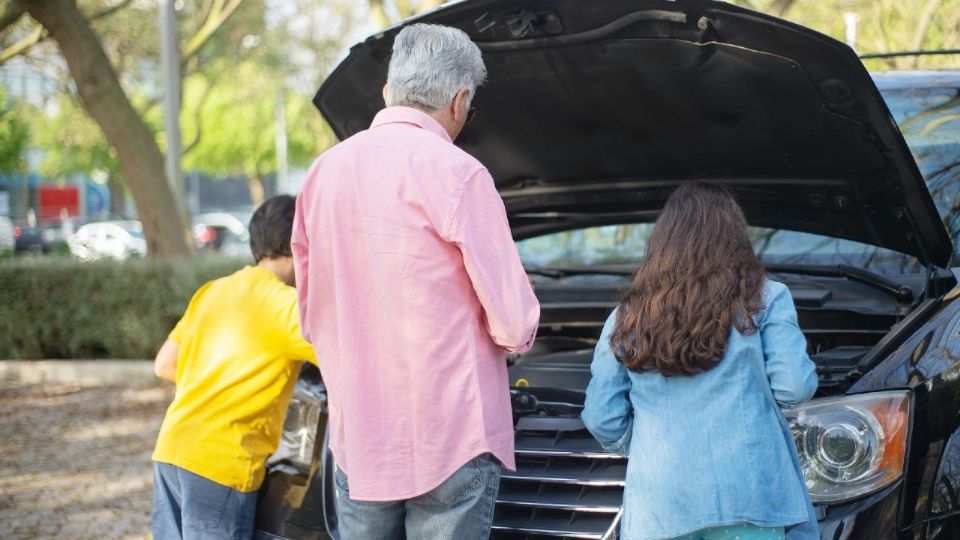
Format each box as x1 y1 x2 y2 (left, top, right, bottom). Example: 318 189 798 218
509 271 931 396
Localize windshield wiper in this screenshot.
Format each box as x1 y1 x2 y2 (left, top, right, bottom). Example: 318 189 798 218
528 263 914 304
525 266 634 279
765 263 914 303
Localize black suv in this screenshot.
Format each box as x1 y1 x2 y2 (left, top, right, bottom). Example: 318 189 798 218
256 1 960 539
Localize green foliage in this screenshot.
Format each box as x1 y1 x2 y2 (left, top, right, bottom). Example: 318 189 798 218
176 0 354 181
0 256 249 359
0 88 30 174
35 95 120 180
181 63 335 180
730 0 960 70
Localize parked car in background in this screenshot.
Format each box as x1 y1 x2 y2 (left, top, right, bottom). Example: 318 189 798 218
254 2 960 540
0 216 13 255
69 220 147 261
873 69 960 255
13 222 45 255
192 211 250 257
40 217 81 256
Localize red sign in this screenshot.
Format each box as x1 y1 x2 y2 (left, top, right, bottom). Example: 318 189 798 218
38 185 80 222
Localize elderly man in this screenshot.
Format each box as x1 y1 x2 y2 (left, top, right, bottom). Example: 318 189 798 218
292 23 540 540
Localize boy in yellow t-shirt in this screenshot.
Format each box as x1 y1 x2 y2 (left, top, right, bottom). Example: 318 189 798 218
151 195 317 540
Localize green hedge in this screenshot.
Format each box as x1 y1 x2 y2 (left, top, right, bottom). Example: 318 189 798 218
0 256 249 359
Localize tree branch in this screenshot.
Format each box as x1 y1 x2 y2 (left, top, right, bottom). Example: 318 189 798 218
0 0 137 66
944 9 960 50
182 78 215 156
198 0 216 24
182 0 245 61
0 24 45 65
909 0 941 67
88 0 137 22
137 95 161 119
0 0 244 66
0 3 26 33
869 3 898 70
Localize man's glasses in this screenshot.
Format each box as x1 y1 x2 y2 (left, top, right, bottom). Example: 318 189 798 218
466 106 478 125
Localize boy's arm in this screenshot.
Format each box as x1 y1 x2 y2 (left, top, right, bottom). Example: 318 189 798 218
154 338 179 382
283 293 317 366
289 333 317 367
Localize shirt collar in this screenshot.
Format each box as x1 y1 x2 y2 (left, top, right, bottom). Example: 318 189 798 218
370 106 452 143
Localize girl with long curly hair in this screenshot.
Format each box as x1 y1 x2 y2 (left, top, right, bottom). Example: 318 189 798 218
582 182 819 540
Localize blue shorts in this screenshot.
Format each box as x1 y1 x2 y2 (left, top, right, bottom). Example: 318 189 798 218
152 462 259 540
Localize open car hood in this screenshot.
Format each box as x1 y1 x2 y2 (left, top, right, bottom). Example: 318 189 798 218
314 0 953 268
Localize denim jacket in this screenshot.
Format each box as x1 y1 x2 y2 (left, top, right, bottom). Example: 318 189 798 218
582 280 819 540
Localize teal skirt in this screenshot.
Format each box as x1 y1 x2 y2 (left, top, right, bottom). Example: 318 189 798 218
671 524 785 540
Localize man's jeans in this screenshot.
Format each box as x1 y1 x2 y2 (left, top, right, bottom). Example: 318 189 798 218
335 454 501 540
153 462 259 540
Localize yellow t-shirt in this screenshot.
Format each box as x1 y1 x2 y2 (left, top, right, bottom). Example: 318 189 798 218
152 265 317 492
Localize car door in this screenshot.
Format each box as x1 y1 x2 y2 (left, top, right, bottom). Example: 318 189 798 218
77 225 103 259
102 225 125 260
92 225 110 259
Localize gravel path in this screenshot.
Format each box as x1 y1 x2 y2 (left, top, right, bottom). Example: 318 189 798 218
0 381 174 539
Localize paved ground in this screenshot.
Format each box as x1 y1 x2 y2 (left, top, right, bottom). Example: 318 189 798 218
0 381 174 539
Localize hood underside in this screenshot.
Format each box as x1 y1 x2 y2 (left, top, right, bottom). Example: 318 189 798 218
314 0 954 268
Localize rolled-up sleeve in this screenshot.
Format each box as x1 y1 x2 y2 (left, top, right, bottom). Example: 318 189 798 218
761 282 818 407
444 168 540 353
582 310 633 455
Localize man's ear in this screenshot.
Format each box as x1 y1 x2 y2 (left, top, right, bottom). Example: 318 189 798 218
451 88 471 123
382 84 389 105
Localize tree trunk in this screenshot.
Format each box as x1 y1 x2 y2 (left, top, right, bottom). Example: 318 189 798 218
19 0 193 258
248 176 265 207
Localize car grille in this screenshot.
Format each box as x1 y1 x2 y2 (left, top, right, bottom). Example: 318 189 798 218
491 415 627 540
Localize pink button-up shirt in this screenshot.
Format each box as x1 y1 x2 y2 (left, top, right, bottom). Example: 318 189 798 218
292 106 540 501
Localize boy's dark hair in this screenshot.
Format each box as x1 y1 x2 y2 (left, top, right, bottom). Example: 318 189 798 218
249 195 296 262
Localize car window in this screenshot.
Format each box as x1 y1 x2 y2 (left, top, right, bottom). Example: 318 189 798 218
517 224 918 273
881 85 960 252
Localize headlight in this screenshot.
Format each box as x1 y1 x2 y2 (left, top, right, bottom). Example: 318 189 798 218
268 380 326 470
783 390 910 503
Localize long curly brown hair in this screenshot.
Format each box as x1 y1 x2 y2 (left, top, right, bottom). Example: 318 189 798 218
610 182 766 376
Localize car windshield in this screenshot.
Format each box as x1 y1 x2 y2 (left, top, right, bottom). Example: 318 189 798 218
517 81 960 274
517 225 920 273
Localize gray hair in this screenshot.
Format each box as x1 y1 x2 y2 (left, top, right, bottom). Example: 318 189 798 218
385 24 486 111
